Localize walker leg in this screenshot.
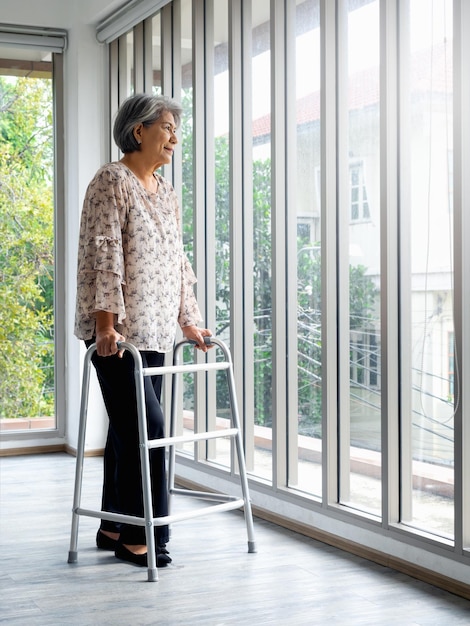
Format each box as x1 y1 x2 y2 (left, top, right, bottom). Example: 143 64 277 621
68 348 94 564
226 357 257 553
167 348 180 514
134 366 159 582
68 510 79 563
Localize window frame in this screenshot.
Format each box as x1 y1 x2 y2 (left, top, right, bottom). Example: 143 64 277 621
0 48 66 445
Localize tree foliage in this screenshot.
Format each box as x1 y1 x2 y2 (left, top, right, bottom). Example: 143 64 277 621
0 76 54 420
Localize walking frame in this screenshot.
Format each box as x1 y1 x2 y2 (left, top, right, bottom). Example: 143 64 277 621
68 337 256 582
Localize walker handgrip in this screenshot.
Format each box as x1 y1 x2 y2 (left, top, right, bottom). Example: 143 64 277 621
116 338 213 350
188 336 213 346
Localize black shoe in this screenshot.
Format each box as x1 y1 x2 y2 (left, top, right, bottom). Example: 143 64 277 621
115 543 169 568
115 543 148 567
96 529 118 551
157 544 172 564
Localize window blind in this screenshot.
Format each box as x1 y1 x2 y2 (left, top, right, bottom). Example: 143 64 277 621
96 0 170 44
0 24 67 53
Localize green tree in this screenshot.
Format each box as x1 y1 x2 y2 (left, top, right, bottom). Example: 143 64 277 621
297 245 322 435
252 159 273 427
296 246 379 435
0 76 54 420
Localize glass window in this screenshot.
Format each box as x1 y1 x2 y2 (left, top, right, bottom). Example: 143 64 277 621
152 13 162 94
400 0 454 539
251 0 272 483
290 0 322 497
0 53 56 434
210 0 232 468
350 162 370 221
338 0 382 516
179 0 196 457
106 0 468 576
119 31 135 99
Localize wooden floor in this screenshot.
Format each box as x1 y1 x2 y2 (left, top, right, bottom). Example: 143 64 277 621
1 453 470 626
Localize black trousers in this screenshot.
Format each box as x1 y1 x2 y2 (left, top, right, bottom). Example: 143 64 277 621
86 340 169 545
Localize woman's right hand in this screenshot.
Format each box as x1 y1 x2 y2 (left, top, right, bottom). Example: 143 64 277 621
95 311 125 357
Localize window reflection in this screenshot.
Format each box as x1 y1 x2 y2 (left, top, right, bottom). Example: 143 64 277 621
290 0 322 497
337 0 382 516
401 0 454 538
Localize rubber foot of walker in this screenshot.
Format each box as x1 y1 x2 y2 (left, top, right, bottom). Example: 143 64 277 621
248 541 257 553
68 551 78 563
147 568 158 582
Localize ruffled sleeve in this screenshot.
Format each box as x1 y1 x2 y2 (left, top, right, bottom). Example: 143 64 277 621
74 166 128 336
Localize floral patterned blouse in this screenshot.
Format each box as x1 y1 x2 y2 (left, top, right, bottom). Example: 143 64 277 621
74 162 202 352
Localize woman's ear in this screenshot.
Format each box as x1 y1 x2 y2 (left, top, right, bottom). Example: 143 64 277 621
133 123 143 144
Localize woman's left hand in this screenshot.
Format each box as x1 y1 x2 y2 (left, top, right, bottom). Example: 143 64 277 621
182 325 213 352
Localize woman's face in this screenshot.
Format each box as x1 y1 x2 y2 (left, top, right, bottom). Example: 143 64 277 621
135 111 178 168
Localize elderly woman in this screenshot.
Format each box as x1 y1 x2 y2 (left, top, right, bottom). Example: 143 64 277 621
74 93 211 567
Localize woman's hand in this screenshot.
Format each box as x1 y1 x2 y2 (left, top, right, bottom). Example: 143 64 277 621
182 325 213 352
95 311 125 357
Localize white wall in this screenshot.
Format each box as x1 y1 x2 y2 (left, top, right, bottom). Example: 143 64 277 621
63 19 110 453
2 0 126 452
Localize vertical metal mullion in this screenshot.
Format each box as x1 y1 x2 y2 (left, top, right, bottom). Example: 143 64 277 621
143 17 154 92
161 3 174 97
453 0 470 553
161 1 180 432
204 0 218 461
398 0 413 525
320 0 338 507
193 0 207 458
242 1 255 472
171 0 182 187
171 0 182 101
271 0 287 489
134 22 145 93
53 52 66 437
230 0 255 472
161 2 176 183
336 0 349 505
285 0 299 487
380 0 399 527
